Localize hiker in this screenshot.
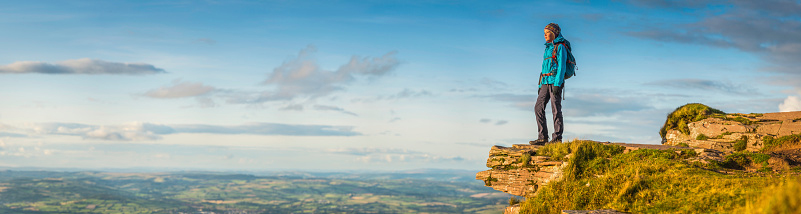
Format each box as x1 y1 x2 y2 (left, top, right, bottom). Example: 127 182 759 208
531 23 571 145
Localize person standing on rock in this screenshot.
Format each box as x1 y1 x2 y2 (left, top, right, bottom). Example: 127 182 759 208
531 23 569 145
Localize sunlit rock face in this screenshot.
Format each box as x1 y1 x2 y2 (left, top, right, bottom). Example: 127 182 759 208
475 144 568 197
663 111 801 152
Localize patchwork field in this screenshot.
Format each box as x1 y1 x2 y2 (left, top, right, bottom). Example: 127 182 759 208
0 170 509 213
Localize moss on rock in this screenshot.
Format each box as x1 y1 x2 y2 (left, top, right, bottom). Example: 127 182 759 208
659 103 725 140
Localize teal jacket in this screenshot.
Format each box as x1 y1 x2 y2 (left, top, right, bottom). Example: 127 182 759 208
540 34 570 88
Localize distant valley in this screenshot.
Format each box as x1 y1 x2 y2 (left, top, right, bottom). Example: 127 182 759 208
0 169 509 213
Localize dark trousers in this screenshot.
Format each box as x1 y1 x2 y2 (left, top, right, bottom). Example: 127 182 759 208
535 84 563 140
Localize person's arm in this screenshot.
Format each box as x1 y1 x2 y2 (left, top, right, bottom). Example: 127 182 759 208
554 44 568 87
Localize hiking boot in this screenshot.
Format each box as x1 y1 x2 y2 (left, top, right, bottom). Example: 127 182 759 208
546 138 562 144
529 139 548 145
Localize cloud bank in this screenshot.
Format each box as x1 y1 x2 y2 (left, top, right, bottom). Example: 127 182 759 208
1 122 360 141
626 0 801 74
0 58 165 75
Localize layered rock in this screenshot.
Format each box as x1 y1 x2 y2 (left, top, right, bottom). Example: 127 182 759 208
475 144 568 197
663 111 801 152
504 205 520 214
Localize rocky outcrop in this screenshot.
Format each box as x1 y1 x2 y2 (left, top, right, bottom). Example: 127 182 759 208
477 141 746 214
474 142 722 197
504 205 520 214
475 144 568 197
477 142 707 214
663 111 801 152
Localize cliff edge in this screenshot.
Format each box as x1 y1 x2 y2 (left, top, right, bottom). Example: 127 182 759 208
475 144 568 197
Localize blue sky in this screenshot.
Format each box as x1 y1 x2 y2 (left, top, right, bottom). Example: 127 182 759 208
1 0 800 171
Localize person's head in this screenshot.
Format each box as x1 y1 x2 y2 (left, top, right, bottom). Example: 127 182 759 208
544 23 560 43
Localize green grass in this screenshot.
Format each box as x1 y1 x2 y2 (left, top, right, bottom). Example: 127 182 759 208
519 153 532 167
733 136 748 152
733 178 801 214
713 132 733 139
730 116 753 124
509 196 521 206
659 103 725 139
762 134 801 152
711 151 770 171
696 134 709 140
521 140 796 214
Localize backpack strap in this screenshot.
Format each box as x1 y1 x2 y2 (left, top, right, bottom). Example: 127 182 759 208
550 43 569 101
547 43 577 70
546 43 566 67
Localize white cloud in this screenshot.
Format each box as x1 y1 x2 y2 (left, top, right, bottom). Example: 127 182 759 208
0 58 165 75
779 96 801 112
144 80 216 98
83 124 163 141
0 122 360 141
337 50 399 76
248 45 400 102
479 118 508 125
279 104 304 111
172 123 360 136
23 122 168 141
648 79 758 95
351 88 433 103
313 105 358 116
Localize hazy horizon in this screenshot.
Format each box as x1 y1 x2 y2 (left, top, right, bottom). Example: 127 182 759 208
1 0 800 171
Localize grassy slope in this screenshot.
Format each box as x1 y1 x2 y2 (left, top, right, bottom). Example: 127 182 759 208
520 140 801 214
